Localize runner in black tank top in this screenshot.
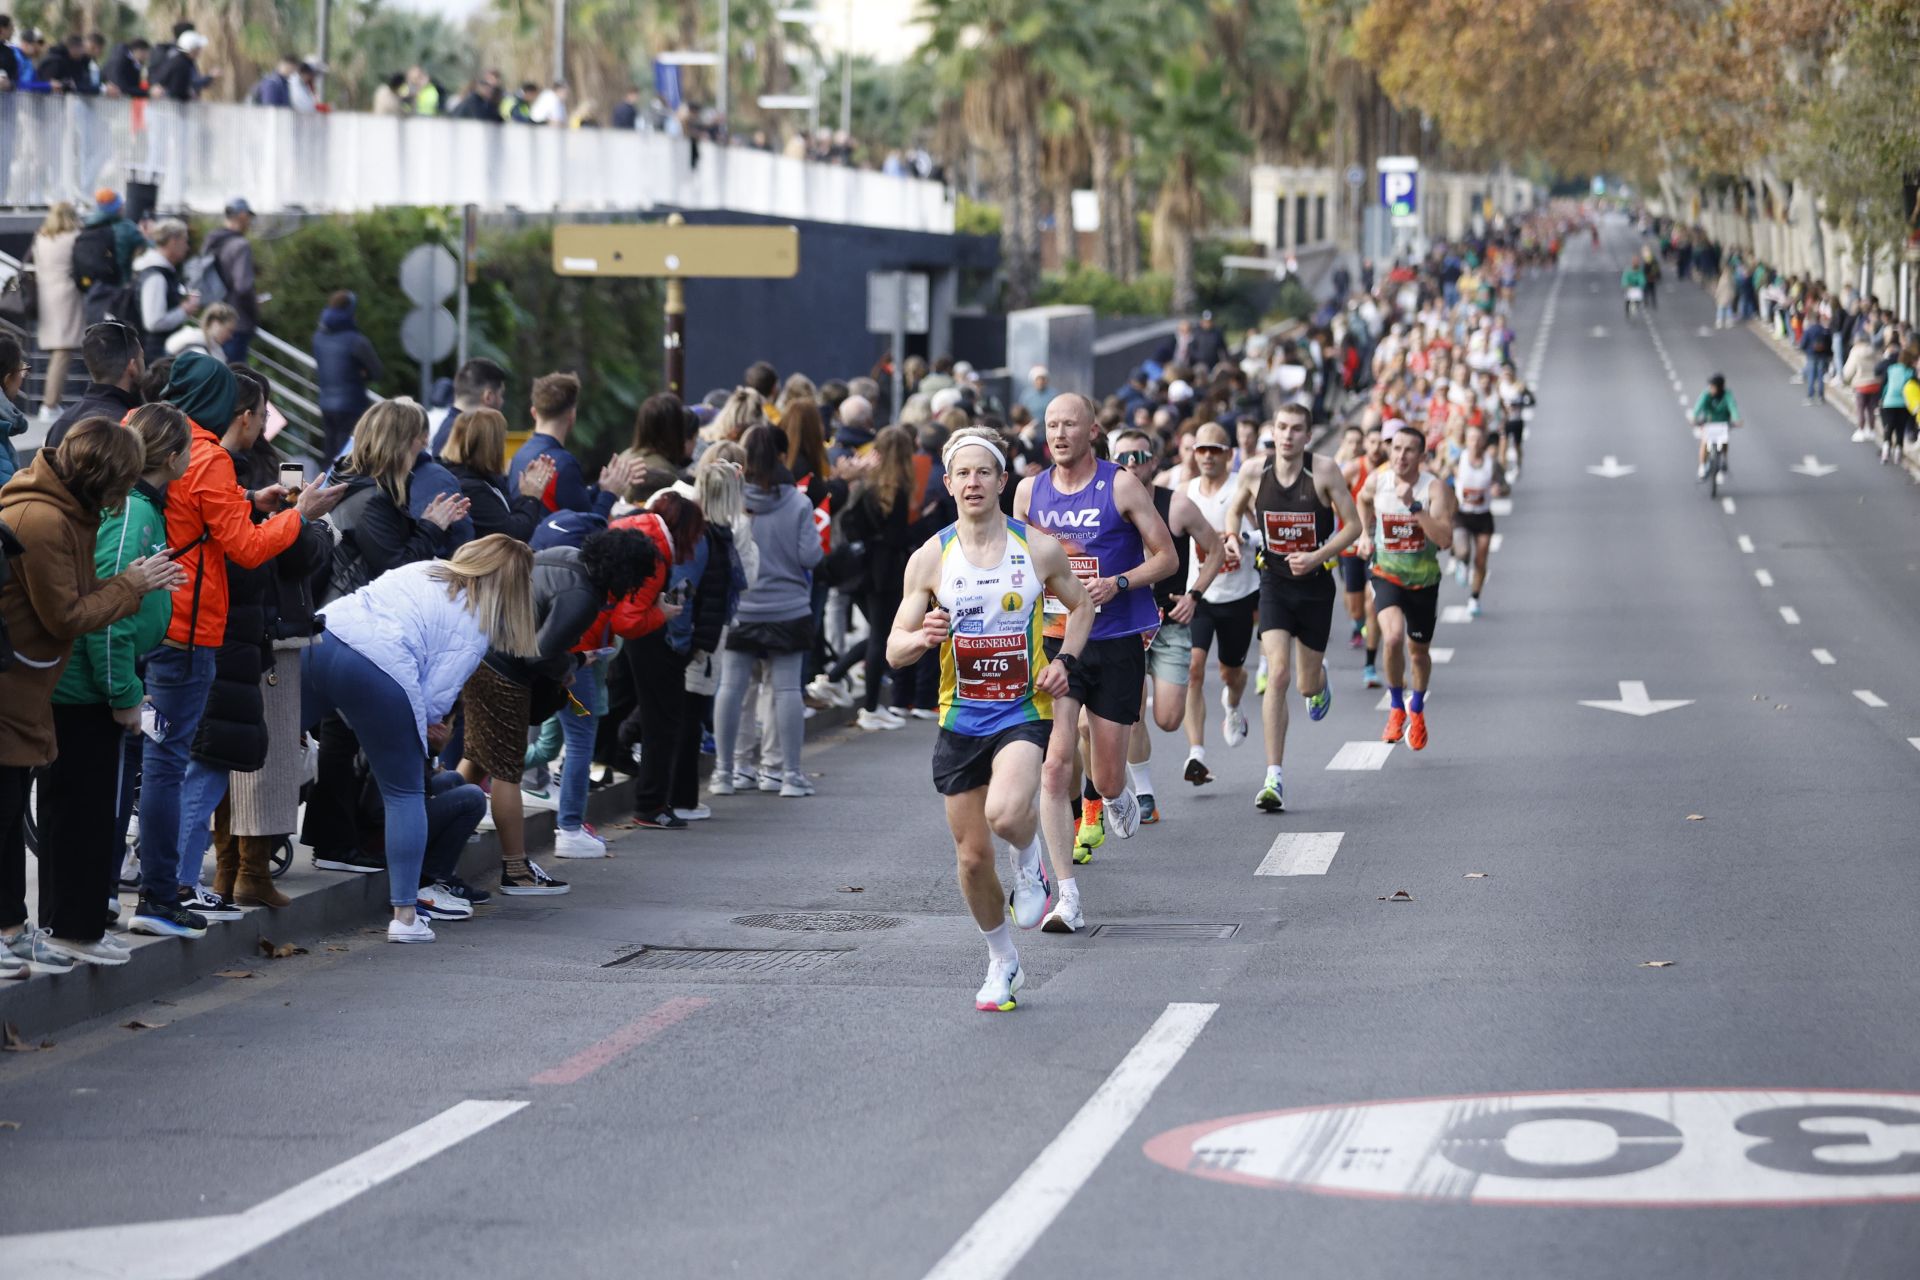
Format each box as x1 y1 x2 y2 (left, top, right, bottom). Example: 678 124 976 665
1222 407 1363 813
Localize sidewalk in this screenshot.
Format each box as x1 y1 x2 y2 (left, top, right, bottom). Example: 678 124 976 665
0 703 858 1038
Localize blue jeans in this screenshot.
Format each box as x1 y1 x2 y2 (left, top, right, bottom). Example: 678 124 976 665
422 771 486 887
558 664 603 831
222 332 253 364
303 637 430 909
138 645 220 902
1804 355 1829 399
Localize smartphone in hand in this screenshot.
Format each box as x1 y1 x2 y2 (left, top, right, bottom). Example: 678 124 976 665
278 463 304 499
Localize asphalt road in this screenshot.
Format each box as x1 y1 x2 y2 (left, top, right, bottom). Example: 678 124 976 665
6 216 1920 1279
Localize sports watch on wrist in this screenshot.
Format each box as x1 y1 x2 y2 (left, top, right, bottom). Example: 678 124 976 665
1407 500 1425 515
1114 574 1131 593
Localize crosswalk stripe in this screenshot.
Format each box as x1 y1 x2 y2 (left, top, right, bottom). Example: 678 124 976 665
1327 741 1395 770
1256 831 1344 876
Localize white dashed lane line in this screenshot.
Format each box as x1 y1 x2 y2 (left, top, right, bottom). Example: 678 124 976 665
1754 569 1773 587
1327 741 1395 771
1812 649 1835 665
1722 497 1737 514
1256 831 1344 876
1854 690 1888 708
1780 606 1801 624
1737 535 1754 553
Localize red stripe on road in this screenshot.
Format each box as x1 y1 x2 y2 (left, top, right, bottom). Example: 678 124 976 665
529 997 711 1085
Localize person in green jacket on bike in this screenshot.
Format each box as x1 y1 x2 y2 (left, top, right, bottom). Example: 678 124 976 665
42 403 193 965
1621 262 1647 318
1691 374 1740 481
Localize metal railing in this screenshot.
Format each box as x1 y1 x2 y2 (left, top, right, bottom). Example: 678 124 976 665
247 327 327 467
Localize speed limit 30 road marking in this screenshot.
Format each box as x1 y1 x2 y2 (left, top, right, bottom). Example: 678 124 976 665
1144 1089 1920 1207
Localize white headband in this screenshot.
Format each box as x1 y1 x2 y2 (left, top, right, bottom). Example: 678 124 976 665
943 434 1006 473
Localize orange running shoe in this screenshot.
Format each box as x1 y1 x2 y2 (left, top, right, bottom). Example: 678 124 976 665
1382 707 1407 744
1407 710 1428 751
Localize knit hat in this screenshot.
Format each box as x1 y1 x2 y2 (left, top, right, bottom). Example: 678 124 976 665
94 188 122 215
163 350 238 433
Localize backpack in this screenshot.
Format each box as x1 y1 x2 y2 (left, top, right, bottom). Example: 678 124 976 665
70 223 119 290
185 231 233 306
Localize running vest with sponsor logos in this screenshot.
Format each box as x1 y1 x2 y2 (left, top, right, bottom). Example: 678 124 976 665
1029 459 1158 641
1253 453 1335 585
1370 470 1442 588
1454 450 1497 514
1150 486 1190 615
1184 474 1258 601
934 520 1052 736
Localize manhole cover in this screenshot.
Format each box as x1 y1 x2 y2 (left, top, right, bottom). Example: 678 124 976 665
604 947 846 972
732 912 905 932
1091 923 1241 941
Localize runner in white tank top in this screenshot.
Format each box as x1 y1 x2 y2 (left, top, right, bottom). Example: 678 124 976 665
1175 422 1258 783
1447 419 1505 617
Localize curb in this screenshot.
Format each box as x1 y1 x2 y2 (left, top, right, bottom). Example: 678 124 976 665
1744 320 1920 484
0 702 858 1039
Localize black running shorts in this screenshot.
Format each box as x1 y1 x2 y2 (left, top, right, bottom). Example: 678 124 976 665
1188 593 1256 669
1369 573 1440 645
1257 575 1336 652
1338 555 1369 595
1455 510 1495 537
1043 634 1147 724
932 720 1053 797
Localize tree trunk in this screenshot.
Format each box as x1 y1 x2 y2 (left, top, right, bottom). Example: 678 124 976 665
1090 124 1117 275
1054 177 1078 270
1119 136 1140 281
1170 218 1196 313
1002 119 1042 309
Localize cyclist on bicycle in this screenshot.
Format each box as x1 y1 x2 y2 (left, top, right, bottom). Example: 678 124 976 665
1621 261 1647 319
1692 373 1740 481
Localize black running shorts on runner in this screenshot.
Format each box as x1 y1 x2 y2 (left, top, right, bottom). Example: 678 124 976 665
1503 418 1526 441
932 720 1053 797
1043 634 1147 724
1257 575 1336 652
1455 509 1495 537
1188 593 1256 669
1370 574 1440 644
1338 555 1369 595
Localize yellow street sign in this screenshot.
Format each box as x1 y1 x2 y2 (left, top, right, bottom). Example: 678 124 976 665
552 224 800 279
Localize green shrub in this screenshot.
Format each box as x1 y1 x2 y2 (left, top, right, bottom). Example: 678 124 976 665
1033 262 1173 316
956 194 1003 238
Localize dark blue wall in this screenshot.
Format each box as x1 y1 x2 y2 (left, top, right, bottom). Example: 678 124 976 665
676 209 998 400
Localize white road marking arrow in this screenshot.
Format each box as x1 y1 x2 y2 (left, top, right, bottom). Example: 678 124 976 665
1790 454 1838 477
1586 455 1637 478
1590 325 1609 337
1578 680 1694 717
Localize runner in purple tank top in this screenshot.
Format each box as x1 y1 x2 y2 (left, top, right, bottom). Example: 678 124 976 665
1014 393 1177 934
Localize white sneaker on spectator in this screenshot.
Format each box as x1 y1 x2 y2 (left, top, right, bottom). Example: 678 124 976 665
0 949 26 979
118 849 140 890
553 825 608 859
99 932 131 955
806 676 853 708
387 916 436 943
757 771 784 793
673 805 712 821
182 885 243 921
520 784 560 812
709 770 738 796
857 708 905 731
416 883 474 920
780 774 816 798
909 708 938 721
5 927 75 974
45 935 130 967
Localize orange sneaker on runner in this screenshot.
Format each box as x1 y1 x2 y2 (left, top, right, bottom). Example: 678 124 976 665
1406 710 1428 751
1382 707 1407 743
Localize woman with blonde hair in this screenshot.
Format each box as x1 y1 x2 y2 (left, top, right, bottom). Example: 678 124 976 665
703 386 767 445
440 407 553 543
322 397 471 599
31 202 83 421
777 372 818 414
304 534 538 942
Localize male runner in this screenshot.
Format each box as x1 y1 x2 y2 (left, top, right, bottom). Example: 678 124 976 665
1348 419 1391 687
1222 403 1362 812
1181 421 1259 785
1355 422 1456 751
1449 419 1505 617
1015 394 1177 929
1119 429 1225 822
1333 422 1370 651
889 427 1094 1011
1496 364 1534 479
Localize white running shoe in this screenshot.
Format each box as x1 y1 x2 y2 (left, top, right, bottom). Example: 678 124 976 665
416 883 475 920
806 676 854 708
779 775 816 798
909 708 938 721
673 805 712 822
44 935 129 967
553 825 609 859
1008 847 1052 930
757 772 784 793
974 957 1025 1012
709 770 738 796
1453 559 1468 586
1468 597 1483 618
856 708 905 731
1104 788 1141 840
387 916 436 944
1221 687 1248 747
1041 898 1086 934
520 785 560 813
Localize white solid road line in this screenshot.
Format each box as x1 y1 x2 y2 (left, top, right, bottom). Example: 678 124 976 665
1257 831 1344 876
1780 606 1801 624
1812 649 1836 665
0 1099 528 1279
1854 690 1888 708
1738 535 1755 553
1328 741 1396 770
1754 569 1774 587
922 1003 1218 1280
1722 497 1737 514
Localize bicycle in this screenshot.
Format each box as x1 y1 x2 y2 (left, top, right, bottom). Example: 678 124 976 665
1701 422 1730 499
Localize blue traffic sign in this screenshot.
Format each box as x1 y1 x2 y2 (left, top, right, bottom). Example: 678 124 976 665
1380 170 1418 219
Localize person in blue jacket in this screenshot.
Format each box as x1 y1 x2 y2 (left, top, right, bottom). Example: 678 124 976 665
506 372 637 517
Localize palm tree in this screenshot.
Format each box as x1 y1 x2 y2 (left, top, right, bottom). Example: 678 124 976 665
1138 52 1246 312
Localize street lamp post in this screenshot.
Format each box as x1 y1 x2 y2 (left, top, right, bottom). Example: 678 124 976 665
553 0 567 90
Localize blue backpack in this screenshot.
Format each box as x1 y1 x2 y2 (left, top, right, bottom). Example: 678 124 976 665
529 510 607 551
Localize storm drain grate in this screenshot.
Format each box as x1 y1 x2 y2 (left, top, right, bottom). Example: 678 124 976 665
732 912 905 933
1091 923 1241 941
603 947 847 972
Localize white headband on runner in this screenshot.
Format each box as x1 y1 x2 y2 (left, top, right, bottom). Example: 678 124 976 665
943 433 1007 472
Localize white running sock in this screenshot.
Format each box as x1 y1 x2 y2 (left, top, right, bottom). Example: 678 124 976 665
1187 744 1206 762
1059 877 1082 910
981 922 1017 965
1016 834 1043 877
1265 765 1284 788
1127 760 1154 796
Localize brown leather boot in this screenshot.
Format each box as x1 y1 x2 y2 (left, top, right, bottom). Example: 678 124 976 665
211 834 239 901
234 837 290 909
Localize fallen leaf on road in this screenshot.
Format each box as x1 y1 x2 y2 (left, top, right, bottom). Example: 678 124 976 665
1639 960 1676 968
121 1019 165 1031
213 969 254 980
1464 872 1489 879
259 940 308 959
0 1119 19 1129
324 945 349 953
837 886 864 894
1379 890 1414 902
1686 814 1705 821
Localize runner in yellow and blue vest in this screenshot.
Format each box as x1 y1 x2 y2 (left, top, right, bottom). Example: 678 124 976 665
889 427 1093 1013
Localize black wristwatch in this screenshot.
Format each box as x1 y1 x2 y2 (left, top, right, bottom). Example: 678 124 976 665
1407 500 1425 516
1114 574 1131 593
1057 651 1085 678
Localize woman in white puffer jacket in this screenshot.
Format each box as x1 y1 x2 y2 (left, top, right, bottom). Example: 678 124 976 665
304 535 538 942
